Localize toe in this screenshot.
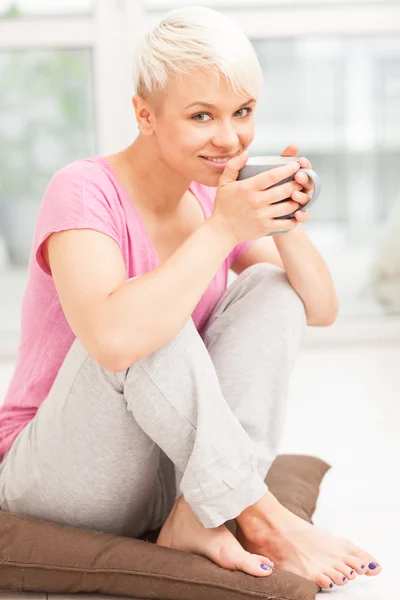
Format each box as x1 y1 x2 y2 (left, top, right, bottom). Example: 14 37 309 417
218 544 274 577
256 554 275 569
329 569 349 586
334 561 357 580
314 573 336 590
364 561 382 576
351 548 382 576
242 553 275 577
344 555 369 575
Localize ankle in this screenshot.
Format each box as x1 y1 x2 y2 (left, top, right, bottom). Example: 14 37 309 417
236 491 287 529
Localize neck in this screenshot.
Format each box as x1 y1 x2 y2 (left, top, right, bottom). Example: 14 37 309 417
119 135 192 216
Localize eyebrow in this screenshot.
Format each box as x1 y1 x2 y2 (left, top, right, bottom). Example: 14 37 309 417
184 98 256 110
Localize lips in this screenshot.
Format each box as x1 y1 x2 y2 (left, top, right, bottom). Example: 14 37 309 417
202 155 234 159
201 153 239 160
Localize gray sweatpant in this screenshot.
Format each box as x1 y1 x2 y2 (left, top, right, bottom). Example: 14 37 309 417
0 263 306 537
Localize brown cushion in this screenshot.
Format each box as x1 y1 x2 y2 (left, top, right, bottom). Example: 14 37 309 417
0 454 330 600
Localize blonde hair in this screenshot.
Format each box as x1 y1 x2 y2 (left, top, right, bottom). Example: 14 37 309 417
132 6 263 104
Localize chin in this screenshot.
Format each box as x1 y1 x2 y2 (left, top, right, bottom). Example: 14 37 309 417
191 170 222 187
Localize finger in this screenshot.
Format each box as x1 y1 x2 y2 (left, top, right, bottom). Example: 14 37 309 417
268 218 298 234
295 210 310 222
298 156 312 169
261 179 303 206
292 190 312 206
281 143 298 157
219 150 249 186
251 161 300 192
294 171 313 190
268 200 301 219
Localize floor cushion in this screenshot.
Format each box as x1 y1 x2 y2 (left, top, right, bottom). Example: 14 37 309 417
0 454 330 600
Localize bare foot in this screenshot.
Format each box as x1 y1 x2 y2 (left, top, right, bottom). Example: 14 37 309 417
236 491 382 590
156 494 275 577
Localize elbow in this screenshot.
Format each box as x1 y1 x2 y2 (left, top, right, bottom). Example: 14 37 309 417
95 333 138 373
306 299 339 327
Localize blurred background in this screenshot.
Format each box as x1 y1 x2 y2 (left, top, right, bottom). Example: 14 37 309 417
1 0 400 356
0 2 399 597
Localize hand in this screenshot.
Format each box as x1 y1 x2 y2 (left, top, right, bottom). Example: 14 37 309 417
212 150 301 243
280 143 314 224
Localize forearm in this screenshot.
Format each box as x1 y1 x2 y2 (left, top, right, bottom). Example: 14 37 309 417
105 216 236 371
273 225 339 326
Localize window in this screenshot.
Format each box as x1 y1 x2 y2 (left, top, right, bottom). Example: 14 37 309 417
1 0 400 343
0 49 95 265
251 37 400 230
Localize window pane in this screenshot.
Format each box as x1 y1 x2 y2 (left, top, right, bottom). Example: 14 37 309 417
251 36 400 225
0 0 94 18
0 49 96 269
251 36 400 317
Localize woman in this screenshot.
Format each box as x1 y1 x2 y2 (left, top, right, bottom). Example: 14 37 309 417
0 6 381 591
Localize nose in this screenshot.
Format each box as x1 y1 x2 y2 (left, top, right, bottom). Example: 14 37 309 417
211 120 239 149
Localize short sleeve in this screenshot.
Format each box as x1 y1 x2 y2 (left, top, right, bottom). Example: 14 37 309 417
33 162 123 277
204 185 256 268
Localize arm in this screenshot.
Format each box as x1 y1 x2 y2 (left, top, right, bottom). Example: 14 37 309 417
230 225 339 327
46 215 236 373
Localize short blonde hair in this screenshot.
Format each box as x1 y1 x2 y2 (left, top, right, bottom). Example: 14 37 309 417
132 6 263 104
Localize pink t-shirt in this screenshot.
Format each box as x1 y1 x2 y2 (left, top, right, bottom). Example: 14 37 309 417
0 156 254 463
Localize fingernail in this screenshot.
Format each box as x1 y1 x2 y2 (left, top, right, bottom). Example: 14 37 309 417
368 562 378 570
329 583 334 588
260 563 272 571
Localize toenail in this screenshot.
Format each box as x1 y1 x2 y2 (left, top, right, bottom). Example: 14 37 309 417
368 562 378 569
350 570 355 575
260 564 271 571
342 577 347 581
329 583 334 588
361 565 365 569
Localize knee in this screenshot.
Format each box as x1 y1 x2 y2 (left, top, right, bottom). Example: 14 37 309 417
241 263 307 322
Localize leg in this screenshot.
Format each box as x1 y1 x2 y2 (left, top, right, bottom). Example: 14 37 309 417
201 262 307 481
0 336 176 538
156 264 382 590
0 269 277 576
0 267 275 533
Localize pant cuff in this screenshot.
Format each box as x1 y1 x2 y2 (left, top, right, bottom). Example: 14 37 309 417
188 468 269 529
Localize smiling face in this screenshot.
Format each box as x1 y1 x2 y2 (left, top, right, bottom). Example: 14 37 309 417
135 68 256 187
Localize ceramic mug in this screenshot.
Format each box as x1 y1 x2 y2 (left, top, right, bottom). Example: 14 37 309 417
238 155 321 236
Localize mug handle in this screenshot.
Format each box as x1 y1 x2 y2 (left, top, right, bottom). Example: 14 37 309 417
266 168 321 237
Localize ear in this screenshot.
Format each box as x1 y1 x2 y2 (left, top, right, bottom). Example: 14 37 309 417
132 95 155 136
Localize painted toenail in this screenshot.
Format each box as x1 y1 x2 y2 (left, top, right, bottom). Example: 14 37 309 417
350 570 355 575
329 583 334 588
361 565 365 569
342 577 347 581
260 564 271 571
368 562 378 569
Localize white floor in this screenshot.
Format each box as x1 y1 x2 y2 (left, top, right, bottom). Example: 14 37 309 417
0 340 399 599
280 342 400 598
